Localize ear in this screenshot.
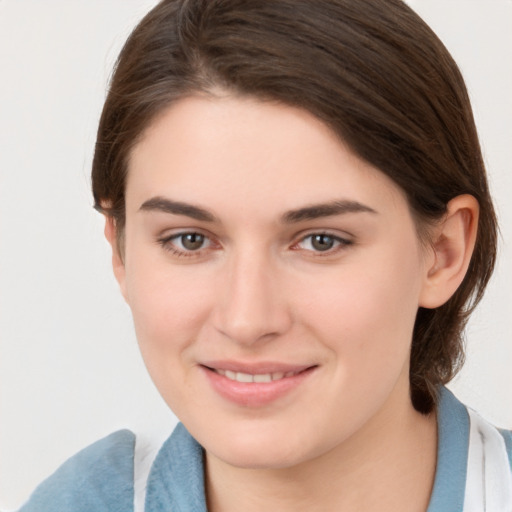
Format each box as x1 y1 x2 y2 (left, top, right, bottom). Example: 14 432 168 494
104 216 128 302
419 194 479 309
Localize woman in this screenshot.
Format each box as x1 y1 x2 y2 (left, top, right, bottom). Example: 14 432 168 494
18 0 511 511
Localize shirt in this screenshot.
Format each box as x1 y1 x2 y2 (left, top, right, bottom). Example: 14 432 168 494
19 387 512 511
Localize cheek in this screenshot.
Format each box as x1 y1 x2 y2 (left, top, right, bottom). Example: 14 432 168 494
124 260 216 415
297 242 423 373
123 249 213 360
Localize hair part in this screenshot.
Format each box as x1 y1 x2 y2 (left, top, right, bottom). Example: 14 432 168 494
92 0 498 413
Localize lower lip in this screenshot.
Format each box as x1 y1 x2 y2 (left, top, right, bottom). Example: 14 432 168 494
201 366 316 407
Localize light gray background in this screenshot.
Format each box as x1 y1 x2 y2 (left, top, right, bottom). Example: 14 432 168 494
1 1 511 509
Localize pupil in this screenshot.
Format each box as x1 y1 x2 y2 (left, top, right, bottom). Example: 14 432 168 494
182 233 204 250
312 234 334 251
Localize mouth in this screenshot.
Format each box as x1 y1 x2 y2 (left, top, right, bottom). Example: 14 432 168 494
208 368 306 383
200 362 317 407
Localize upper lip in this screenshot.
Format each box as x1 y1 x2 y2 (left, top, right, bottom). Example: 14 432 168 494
201 360 315 374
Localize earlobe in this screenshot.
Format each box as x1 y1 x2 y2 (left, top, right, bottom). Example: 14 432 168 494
419 195 479 309
104 216 128 302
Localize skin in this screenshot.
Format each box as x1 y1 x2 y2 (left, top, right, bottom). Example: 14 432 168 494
106 94 478 511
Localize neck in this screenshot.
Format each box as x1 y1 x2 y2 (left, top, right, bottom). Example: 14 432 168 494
205 384 437 512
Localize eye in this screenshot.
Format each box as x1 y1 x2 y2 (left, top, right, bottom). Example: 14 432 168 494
158 231 214 256
295 233 352 253
176 232 207 251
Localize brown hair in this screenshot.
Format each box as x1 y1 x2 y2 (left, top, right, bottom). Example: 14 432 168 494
92 0 498 413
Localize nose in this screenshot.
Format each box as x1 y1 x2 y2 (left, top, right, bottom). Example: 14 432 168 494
212 249 292 346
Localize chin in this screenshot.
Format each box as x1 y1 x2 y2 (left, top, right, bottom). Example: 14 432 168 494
212 444 307 470
200 420 319 470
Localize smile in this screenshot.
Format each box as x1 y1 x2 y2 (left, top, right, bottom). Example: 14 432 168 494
201 363 317 407
213 369 300 383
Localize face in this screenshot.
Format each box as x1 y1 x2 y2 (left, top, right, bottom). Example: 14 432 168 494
118 95 432 469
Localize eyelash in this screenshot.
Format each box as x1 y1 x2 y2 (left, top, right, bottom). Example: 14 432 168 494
157 231 353 258
292 232 353 256
157 232 215 258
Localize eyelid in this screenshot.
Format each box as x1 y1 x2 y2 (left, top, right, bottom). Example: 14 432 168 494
156 228 353 258
291 230 354 254
157 229 220 257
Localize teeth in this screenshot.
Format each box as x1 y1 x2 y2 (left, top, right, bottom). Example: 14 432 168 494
237 372 253 383
216 369 298 383
253 374 272 383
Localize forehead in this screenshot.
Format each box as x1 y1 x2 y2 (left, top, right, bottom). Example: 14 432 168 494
125 95 408 220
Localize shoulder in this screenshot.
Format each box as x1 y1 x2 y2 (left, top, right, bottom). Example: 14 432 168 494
19 430 135 512
464 404 512 508
435 387 512 510
467 406 512 470
143 423 208 511
437 386 512 467
499 427 512 469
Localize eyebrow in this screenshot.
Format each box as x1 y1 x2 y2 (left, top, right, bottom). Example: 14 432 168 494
139 197 217 222
281 200 377 223
139 196 377 223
